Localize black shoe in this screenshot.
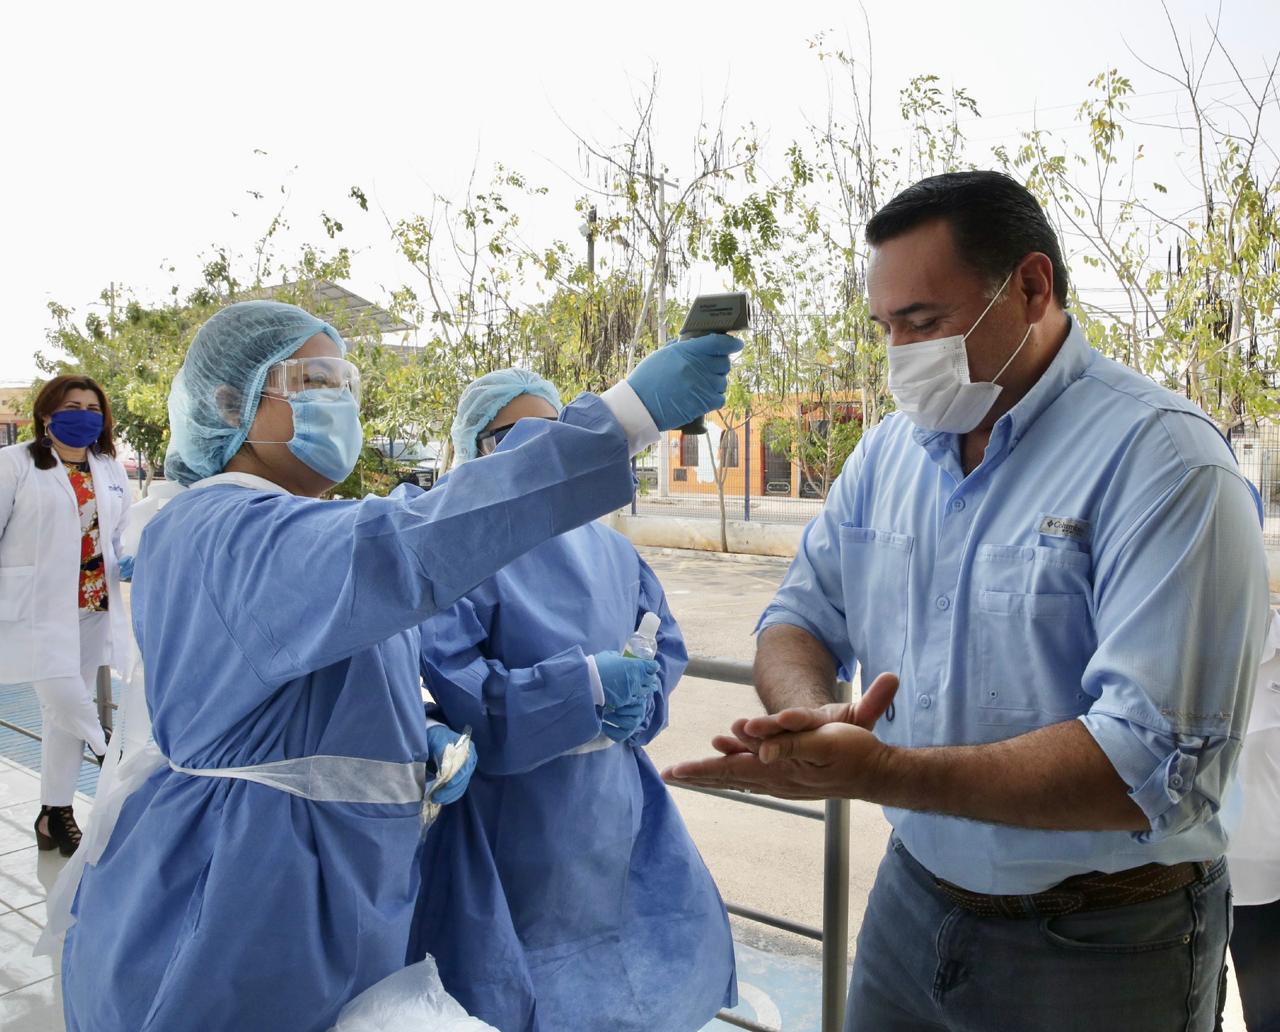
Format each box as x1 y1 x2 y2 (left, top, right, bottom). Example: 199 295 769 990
34 805 82 857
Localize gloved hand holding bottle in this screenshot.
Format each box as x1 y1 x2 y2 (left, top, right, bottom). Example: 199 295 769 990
627 333 744 431
594 651 659 708
425 724 477 805
594 651 661 743
601 671 660 743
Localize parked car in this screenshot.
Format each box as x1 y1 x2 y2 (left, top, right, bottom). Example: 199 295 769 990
373 438 441 491
121 455 165 482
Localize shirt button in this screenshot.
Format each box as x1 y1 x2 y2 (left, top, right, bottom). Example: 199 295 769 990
919 694 932 709
936 595 951 611
1169 774 1184 790
951 498 966 512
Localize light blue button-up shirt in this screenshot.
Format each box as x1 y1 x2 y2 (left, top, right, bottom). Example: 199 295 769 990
758 318 1270 893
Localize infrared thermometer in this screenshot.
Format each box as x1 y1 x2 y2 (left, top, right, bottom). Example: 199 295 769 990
676 291 751 435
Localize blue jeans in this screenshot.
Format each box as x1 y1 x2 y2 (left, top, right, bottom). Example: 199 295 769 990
846 837 1231 1032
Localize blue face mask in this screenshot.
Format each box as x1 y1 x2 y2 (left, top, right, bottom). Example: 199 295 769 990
49 409 104 448
281 389 363 483
248 388 363 483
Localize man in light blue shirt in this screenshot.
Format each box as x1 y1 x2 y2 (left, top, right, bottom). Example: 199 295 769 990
665 171 1269 1032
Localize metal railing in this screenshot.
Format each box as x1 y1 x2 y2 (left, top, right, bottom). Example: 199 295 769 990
681 655 850 1032
1 660 852 1030
0 666 115 766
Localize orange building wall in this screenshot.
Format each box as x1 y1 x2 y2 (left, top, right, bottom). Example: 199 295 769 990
660 393 863 500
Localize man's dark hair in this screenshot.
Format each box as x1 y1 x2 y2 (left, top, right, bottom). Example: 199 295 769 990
865 171 1069 306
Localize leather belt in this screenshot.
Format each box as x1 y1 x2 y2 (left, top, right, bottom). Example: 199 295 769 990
935 860 1212 918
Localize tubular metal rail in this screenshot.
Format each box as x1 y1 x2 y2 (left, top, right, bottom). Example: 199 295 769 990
682 655 850 1032
2 660 852 1030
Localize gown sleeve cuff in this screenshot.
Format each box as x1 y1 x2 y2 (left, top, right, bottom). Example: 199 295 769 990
600 381 660 458
584 654 606 707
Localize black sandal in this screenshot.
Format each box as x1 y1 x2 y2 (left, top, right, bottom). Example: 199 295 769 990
34 805 82 857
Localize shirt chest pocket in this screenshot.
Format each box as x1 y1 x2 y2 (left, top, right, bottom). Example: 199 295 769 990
973 545 1095 726
839 525 914 680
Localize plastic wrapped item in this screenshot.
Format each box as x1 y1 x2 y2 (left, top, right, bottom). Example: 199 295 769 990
421 730 473 828
329 957 496 1032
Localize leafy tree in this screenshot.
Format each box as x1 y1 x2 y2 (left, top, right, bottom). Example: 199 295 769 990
1000 14 1280 433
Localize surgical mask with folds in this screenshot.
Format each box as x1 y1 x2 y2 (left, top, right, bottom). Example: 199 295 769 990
249 389 364 483
886 270 1034 434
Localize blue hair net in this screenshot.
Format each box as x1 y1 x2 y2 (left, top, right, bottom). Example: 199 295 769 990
164 300 346 485
451 368 563 463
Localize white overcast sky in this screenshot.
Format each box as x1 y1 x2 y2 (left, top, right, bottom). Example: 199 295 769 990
2 0 1276 383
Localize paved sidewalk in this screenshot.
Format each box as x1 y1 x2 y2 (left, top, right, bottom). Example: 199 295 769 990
0 756 84 1030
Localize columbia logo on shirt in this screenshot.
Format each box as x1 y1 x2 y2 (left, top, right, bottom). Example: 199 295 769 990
1039 514 1090 542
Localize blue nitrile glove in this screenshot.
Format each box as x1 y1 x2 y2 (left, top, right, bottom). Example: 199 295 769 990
594 651 660 710
118 555 135 582
425 724 477 805
627 333 745 431
601 672 660 743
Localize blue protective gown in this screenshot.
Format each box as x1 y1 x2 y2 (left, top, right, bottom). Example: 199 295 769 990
60 397 637 1032
407 522 736 1032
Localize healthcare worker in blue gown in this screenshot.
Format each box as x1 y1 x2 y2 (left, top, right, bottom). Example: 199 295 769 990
407 369 737 1032
46 300 742 1032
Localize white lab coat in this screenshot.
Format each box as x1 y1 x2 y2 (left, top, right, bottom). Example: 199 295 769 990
1224 608 1280 906
0 442 132 683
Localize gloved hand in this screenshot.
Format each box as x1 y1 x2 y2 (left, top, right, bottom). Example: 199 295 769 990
118 555 135 582
425 724 477 805
594 651 660 710
627 333 745 431
601 672 659 743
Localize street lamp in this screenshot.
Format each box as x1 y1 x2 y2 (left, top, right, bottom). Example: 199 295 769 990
577 206 598 278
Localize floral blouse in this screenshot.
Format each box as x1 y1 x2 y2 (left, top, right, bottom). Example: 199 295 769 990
65 460 108 612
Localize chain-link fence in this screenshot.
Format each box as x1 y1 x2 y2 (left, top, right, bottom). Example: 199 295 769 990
628 414 828 525
1231 425 1280 545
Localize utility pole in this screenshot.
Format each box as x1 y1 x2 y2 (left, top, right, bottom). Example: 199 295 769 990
650 165 678 498
585 206 597 279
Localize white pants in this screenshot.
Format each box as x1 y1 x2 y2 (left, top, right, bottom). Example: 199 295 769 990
34 611 110 806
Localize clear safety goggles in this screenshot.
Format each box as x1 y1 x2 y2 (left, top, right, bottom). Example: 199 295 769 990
476 416 557 456
262 357 362 405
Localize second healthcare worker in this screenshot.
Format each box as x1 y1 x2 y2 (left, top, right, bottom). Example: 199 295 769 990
408 369 736 1032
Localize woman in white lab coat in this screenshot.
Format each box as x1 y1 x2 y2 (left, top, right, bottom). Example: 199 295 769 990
0 375 133 854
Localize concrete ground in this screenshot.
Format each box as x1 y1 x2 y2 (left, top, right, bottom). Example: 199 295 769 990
636 547 888 964
638 546 1247 1031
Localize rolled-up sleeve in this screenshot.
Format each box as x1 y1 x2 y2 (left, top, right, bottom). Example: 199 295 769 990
1081 462 1270 842
756 442 866 679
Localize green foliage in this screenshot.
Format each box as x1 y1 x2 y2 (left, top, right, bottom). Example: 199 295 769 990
765 409 863 497
1001 49 1280 433
29 22 1280 516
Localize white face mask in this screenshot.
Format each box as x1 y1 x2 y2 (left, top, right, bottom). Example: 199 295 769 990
886 270 1033 434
